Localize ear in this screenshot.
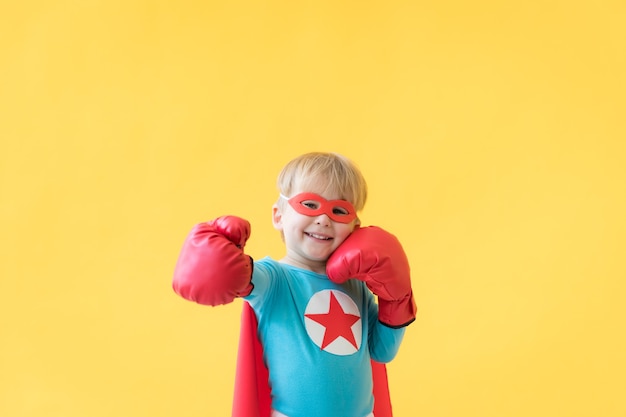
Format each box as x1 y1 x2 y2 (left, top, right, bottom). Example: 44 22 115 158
272 203 284 231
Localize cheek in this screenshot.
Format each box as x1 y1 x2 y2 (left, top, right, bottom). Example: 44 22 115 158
335 224 357 242
282 211 312 233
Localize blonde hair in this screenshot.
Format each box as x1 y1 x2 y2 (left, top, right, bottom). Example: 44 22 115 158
276 152 368 212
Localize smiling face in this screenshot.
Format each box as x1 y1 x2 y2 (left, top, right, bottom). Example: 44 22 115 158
272 152 368 273
272 187 359 273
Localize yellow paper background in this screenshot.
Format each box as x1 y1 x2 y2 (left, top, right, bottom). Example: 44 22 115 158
1 1 624 416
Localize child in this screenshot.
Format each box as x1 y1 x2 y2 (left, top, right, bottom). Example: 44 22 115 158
173 152 417 417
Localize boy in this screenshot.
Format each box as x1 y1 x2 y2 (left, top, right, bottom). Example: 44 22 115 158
173 152 417 417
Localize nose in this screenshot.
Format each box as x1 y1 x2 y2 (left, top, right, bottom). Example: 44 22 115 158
314 213 332 226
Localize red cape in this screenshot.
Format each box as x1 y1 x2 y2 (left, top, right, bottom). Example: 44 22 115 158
232 302 393 417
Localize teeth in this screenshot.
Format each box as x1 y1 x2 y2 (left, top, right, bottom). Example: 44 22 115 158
308 233 330 240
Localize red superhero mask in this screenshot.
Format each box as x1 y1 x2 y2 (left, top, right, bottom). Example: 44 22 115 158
281 192 357 224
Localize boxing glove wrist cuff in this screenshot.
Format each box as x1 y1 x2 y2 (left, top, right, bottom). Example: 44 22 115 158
236 256 255 298
377 292 417 329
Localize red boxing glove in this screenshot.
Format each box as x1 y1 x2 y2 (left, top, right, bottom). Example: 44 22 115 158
172 216 254 306
327 226 417 328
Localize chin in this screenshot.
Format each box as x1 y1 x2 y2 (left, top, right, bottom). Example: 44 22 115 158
306 253 331 263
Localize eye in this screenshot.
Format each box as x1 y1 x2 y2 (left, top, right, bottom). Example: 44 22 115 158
332 206 350 216
301 200 320 210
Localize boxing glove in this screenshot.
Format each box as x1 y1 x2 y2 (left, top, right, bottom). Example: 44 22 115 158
173 216 254 306
327 226 417 328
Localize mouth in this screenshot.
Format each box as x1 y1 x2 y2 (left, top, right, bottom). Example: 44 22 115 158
305 232 333 241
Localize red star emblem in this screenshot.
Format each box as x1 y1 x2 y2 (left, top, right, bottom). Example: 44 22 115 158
305 291 360 350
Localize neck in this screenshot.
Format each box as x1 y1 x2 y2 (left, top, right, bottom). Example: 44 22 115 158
279 257 327 274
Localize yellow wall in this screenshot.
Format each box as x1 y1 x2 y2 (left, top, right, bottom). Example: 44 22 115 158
1 1 625 416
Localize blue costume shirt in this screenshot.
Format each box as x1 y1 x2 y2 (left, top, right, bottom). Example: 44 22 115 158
244 257 405 417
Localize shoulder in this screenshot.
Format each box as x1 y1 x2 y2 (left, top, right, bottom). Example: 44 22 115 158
246 257 293 304
253 256 284 276
249 257 288 291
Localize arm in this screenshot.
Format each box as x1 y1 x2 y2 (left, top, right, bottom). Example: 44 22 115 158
365 288 406 362
172 216 254 306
